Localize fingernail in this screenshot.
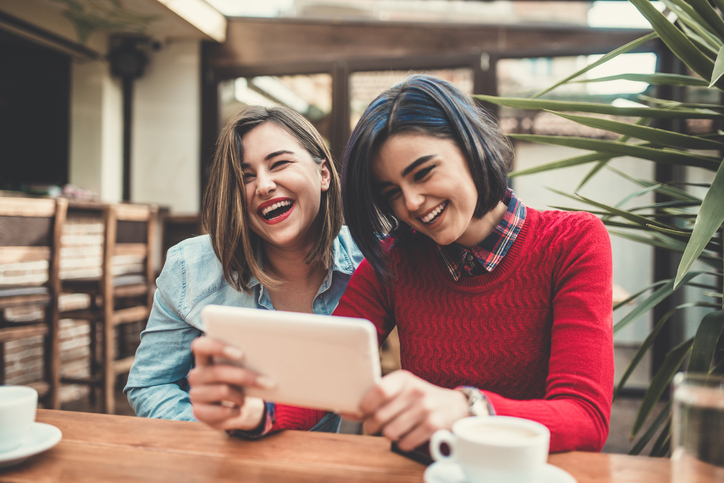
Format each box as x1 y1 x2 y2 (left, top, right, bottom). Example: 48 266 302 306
222 346 244 361
257 375 277 390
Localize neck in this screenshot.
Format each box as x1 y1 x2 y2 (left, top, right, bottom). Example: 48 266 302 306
459 200 508 249
262 243 324 285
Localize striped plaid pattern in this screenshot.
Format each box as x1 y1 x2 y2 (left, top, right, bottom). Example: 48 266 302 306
437 188 526 281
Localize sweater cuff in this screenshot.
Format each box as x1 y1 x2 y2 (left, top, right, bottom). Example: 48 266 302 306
226 402 275 440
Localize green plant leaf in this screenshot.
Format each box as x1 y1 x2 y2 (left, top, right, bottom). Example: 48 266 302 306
577 118 651 191
688 310 724 372
649 422 671 457
475 95 723 119
513 134 722 170
638 94 724 110
632 338 694 437
675 160 724 288
508 134 722 171
614 272 704 334
508 152 612 177
615 305 690 399
662 0 724 50
545 111 724 150
573 73 709 87
629 399 672 456
685 0 724 39
629 0 714 83
711 45 724 88
606 166 703 202
573 193 677 229
531 32 658 99
613 280 670 311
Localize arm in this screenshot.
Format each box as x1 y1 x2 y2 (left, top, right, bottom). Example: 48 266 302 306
482 215 614 452
124 277 200 421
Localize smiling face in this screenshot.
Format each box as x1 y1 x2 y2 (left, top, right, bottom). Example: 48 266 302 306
241 122 331 252
372 132 492 248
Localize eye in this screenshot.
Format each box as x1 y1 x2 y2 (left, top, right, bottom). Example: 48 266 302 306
381 187 401 201
242 172 256 183
413 164 437 182
271 160 291 170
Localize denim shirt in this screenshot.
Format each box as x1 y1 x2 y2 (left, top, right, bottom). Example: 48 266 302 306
124 226 363 433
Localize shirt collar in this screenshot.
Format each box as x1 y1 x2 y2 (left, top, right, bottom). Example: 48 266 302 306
437 188 526 281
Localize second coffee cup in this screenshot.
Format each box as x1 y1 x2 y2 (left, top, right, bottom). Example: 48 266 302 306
430 416 550 483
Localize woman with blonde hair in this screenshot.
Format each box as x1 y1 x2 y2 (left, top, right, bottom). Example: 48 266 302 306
125 105 362 436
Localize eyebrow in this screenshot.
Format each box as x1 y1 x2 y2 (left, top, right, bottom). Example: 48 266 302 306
401 155 436 177
376 154 437 189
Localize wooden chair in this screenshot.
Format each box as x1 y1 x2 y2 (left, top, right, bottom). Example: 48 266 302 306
0 197 67 408
61 203 157 414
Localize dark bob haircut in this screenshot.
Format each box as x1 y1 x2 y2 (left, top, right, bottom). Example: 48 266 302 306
342 74 513 280
203 105 343 292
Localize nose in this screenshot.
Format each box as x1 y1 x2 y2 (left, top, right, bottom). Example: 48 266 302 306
402 186 424 213
255 170 276 197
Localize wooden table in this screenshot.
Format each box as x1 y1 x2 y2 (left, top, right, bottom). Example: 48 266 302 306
0 410 709 482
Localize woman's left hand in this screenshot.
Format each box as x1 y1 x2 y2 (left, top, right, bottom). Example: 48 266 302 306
354 370 470 451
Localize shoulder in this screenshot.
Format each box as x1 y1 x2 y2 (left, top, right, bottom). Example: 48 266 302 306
529 208 608 242
157 235 228 314
333 226 365 274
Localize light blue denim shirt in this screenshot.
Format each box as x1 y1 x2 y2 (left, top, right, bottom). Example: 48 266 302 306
124 226 363 433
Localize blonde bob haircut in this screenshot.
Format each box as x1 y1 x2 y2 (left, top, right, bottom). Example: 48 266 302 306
202 105 343 292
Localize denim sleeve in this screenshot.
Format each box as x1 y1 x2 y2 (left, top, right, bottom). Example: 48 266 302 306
124 254 200 421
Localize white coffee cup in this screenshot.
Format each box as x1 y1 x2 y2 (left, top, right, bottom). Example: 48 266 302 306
0 386 38 453
430 416 550 483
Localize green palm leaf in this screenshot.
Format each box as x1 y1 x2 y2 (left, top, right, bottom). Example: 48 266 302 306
685 0 724 38
475 95 723 118
632 338 693 436
613 272 704 334
688 310 724 372
675 160 724 288
573 73 709 87
508 152 612 178
544 110 724 150
629 0 715 83
531 32 658 99
507 134 722 171
711 45 724 88
629 399 672 456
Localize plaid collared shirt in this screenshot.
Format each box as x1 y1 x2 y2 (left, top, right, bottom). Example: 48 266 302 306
437 188 526 281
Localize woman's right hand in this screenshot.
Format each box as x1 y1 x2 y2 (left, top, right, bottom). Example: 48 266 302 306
188 336 276 432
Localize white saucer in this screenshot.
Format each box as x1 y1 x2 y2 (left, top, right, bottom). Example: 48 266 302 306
424 461 577 483
0 422 63 468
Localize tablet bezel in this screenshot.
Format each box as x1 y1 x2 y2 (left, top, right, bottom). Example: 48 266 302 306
200 305 381 415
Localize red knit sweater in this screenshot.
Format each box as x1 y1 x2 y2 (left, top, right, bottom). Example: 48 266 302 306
274 208 614 452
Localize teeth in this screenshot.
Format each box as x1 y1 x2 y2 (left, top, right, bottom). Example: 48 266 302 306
420 202 447 224
261 200 292 217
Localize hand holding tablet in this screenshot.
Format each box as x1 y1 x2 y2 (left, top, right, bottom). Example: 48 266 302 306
200 305 381 415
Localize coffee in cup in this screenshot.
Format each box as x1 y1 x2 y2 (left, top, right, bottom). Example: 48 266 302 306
430 416 550 483
0 386 38 453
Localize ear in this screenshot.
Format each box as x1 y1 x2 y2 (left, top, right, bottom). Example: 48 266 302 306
319 159 331 192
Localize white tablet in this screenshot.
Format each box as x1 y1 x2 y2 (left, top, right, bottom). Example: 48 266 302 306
200 305 381 415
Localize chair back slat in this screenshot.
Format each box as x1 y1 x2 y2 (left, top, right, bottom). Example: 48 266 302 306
113 243 147 258
0 246 51 265
0 198 56 217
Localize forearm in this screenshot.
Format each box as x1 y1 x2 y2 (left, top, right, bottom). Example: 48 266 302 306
126 384 196 421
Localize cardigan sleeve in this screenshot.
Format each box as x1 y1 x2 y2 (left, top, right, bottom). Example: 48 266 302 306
483 214 614 452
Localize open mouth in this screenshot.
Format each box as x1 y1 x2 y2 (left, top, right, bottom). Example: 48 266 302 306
259 199 294 221
419 201 448 225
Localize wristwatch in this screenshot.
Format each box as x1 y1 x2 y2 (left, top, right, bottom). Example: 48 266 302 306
456 386 494 417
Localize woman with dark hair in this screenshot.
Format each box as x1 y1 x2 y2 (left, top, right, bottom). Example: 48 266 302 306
334 74 613 453
125 105 363 436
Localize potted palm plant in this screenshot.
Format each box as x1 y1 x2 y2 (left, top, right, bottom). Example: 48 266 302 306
478 0 723 456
